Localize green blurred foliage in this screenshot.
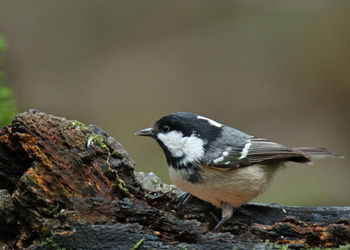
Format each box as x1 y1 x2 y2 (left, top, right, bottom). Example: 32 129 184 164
0 36 17 128
0 37 5 83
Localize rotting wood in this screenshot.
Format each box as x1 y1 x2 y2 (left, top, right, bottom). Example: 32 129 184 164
0 111 349 249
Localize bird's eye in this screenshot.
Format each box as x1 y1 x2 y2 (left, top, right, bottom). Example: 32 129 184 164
161 125 170 133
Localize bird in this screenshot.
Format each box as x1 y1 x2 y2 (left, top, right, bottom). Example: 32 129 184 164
136 112 341 231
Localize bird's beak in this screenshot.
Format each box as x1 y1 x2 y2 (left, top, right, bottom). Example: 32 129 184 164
135 128 155 137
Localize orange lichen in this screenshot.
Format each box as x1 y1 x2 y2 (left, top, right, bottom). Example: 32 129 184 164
253 217 350 247
30 169 50 194
279 239 306 245
0 134 10 144
17 133 53 168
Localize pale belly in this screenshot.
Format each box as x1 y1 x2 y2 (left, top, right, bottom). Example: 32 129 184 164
169 164 280 209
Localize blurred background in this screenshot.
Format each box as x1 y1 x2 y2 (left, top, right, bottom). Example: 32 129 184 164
0 1 349 206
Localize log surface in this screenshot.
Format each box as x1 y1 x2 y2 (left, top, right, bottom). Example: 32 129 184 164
0 111 349 249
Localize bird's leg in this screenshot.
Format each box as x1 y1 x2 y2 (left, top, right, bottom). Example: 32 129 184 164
176 192 193 208
212 202 233 231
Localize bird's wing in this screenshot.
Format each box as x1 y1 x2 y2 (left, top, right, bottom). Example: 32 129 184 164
201 137 311 169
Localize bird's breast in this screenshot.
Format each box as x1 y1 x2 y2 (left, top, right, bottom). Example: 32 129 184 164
169 164 280 208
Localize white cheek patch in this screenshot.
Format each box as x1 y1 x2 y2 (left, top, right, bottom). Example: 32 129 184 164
197 115 222 128
157 131 185 158
157 131 205 165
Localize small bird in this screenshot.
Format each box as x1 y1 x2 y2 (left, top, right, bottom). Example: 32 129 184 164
136 112 341 230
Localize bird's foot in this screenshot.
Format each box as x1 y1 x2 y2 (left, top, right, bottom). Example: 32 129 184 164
212 202 234 231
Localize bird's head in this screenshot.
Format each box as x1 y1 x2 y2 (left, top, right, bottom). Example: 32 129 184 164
136 112 223 167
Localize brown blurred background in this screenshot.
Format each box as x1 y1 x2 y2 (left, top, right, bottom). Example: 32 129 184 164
0 1 349 206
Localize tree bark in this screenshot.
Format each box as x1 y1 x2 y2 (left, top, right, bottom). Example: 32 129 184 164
0 111 349 249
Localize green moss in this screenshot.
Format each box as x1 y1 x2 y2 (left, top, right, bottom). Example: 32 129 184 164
82 122 134 199
131 237 144 250
264 239 289 250
71 120 87 132
117 177 134 198
280 245 290 250
40 237 66 250
87 134 109 151
86 133 133 198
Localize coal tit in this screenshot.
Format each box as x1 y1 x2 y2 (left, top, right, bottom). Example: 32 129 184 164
136 112 341 230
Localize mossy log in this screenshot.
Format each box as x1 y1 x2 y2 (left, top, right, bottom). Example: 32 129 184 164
0 111 349 249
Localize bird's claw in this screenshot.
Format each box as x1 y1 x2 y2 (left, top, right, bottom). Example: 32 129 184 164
212 217 229 231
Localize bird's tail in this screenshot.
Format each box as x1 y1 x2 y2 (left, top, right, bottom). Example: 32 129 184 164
293 147 343 159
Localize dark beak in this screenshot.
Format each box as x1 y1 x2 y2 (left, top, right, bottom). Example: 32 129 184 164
135 128 155 137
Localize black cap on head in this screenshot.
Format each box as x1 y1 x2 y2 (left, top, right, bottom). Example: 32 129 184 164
154 112 223 145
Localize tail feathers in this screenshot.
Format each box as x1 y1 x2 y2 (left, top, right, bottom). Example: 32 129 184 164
293 147 343 159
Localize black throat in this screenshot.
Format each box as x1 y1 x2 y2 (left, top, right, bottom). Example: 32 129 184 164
170 162 203 183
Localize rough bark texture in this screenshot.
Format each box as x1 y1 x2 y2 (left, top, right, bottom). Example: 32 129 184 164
0 111 349 249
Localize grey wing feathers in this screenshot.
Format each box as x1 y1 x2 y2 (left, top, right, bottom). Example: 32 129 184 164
239 138 311 165
293 147 342 159
201 125 341 169
202 137 312 169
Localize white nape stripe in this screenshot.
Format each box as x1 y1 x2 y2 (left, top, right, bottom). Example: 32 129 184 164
157 130 205 165
238 141 251 159
197 115 222 128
